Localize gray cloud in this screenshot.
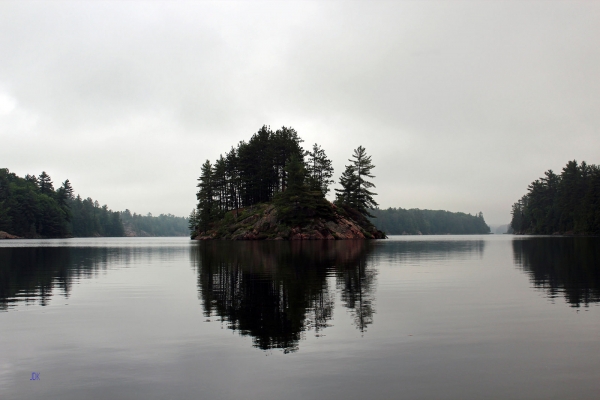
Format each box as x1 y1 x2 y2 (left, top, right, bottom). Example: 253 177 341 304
1 1 599 225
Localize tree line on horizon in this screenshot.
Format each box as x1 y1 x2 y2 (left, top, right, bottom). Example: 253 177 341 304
369 208 490 235
0 168 188 238
510 160 600 234
189 125 378 233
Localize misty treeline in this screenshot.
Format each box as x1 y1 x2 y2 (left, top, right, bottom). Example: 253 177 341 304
0 169 188 238
120 210 189 237
189 125 378 233
510 160 600 234
369 208 490 235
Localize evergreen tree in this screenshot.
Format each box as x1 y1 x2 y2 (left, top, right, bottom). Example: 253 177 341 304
351 146 378 217
213 155 228 213
38 171 54 194
275 154 333 225
196 160 216 233
62 179 74 199
510 160 600 234
306 143 334 195
335 146 378 217
335 164 358 206
188 209 199 238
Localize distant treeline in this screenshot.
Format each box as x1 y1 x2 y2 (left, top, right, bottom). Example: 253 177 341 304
510 160 600 234
369 208 490 235
0 169 188 238
121 210 189 237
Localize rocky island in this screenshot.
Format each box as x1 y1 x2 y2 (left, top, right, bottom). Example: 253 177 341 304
189 125 385 240
192 202 385 240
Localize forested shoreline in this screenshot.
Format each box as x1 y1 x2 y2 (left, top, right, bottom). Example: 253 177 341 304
0 168 188 238
510 160 600 235
369 208 490 235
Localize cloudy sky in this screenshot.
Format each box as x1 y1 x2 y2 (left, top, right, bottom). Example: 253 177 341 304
1 1 598 225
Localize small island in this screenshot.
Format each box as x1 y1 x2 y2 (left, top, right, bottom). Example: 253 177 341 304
189 125 385 240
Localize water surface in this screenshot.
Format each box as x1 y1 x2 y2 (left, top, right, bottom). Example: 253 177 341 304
1 236 599 399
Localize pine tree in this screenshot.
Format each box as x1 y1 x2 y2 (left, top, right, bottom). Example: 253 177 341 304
335 146 378 217
351 146 378 216
188 209 199 238
335 164 358 206
196 160 216 233
275 153 333 225
61 179 74 199
38 171 54 194
307 143 334 195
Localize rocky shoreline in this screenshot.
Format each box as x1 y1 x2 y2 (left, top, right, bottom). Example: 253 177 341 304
0 231 23 239
192 203 386 241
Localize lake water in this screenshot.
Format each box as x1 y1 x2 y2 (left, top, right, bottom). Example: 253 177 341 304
1 235 599 399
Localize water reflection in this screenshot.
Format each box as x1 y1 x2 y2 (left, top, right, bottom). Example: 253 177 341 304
513 237 600 307
0 245 184 310
372 238 486 264
191 241 377 352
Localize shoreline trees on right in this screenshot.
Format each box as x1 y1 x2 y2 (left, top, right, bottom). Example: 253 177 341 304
510 160 600 234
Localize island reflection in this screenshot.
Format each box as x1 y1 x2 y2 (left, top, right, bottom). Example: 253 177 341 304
513 237 600 307
191 240 377 352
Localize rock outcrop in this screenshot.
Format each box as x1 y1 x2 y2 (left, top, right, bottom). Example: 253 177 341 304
193 203 386 240
0 231 23 239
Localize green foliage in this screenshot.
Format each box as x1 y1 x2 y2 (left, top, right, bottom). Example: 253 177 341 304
68 195 123 237
0 168 70 238
274 154 334 226
190 126 378 235
510 160 600 234
335 146 378 217
120 210 189 237
191 125 309 232
0 168 188 238
306 143 334 195
195 159 217 233
369 208 490 235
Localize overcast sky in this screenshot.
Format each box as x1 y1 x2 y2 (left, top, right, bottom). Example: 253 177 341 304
1 1 598 225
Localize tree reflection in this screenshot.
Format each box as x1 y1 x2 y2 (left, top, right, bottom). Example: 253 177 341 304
0 246 181 310
513 237 600 307
191 240 377 352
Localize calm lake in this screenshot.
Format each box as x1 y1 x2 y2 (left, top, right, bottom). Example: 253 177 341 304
1 235 599 399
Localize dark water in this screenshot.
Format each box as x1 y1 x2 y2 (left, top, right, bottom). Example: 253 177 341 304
1 236 599 399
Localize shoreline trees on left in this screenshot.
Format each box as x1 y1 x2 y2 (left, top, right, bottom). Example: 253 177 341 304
0 169 189 238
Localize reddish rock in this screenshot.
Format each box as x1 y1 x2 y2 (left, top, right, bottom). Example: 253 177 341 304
0 231 22 239
192 202 386 241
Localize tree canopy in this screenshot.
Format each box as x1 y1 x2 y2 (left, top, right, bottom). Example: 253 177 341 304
369 208 490 235
0 168 188 238
190 126 379 236
510 160 600 234
335 145 378 217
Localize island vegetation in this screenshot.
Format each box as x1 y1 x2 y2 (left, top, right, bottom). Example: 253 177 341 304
0 168 188 238
188 125 385 240
510 160 600 235
369 208 490 235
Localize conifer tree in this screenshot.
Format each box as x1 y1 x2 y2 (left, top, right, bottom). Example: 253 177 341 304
61 179 74 199
351 146 378 216
509 160 600 234
335 146 378 217
196 160 216 233
188 209 199 238
307 143 334 195
335 164 358 206
275 153 333 225
38 171 54 194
